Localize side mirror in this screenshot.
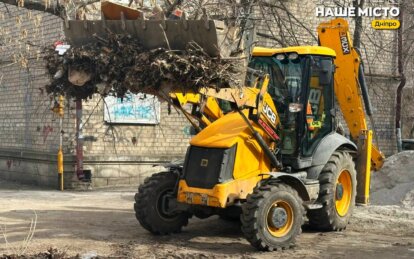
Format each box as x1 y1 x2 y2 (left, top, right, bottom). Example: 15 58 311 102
319 59 334 85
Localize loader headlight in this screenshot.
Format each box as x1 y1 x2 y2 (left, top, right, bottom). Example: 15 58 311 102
288 52 299 60
275 53 286 61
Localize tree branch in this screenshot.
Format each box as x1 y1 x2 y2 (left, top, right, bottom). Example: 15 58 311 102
353 0 365 49
0 0 100 18
0 0 61 16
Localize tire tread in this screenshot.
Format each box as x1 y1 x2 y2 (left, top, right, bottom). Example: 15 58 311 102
307 151 356 231
241 183 304 251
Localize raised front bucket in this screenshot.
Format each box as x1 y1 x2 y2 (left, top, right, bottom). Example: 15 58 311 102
63 19 237 57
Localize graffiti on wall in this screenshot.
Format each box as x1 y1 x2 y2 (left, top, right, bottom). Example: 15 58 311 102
104 93 161 124
42 125 53 143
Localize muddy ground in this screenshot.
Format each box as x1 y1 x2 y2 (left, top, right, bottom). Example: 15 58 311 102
0 179 413 259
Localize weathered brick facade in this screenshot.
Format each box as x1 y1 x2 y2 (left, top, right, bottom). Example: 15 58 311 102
0 3 191 187
0 1 412 188
0 5 73 186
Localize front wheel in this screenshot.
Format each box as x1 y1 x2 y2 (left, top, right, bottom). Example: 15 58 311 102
241 183 304 251
134 172 190 234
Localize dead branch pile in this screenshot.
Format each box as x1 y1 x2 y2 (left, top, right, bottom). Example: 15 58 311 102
45 33 244 100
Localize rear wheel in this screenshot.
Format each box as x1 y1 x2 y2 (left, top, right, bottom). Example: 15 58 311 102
241 183 304 251
134 172 190 234
307 151 356 231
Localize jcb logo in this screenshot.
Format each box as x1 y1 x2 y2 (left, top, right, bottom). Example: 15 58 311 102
340 32 350 55
263 104 277 124
200 159 208 167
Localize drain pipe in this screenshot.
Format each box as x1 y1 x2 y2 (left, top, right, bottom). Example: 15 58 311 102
76 99 85 180
73 11 85 180
395 8 406 152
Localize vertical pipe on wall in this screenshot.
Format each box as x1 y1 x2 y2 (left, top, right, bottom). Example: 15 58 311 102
76 99 84 180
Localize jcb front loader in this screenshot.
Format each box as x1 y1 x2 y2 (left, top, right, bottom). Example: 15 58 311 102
63 4 384 250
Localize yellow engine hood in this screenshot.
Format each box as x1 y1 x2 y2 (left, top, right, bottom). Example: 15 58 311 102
190 111 251 148
189 110 272 182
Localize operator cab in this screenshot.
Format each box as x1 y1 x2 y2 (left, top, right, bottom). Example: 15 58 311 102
249 46 337 168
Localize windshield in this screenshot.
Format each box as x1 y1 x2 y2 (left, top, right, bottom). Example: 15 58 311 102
248 56 307 121
247 55 308 155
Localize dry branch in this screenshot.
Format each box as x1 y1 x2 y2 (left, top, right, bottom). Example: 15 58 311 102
44 32 244 99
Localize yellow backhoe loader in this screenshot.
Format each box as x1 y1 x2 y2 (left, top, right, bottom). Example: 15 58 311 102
64 3 384 250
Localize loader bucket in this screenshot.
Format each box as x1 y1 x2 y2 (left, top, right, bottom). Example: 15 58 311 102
63 19 237 57
101 1 143 20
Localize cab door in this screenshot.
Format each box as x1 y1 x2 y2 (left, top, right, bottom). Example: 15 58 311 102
301 56 335 157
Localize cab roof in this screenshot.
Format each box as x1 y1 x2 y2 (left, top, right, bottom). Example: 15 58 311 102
252 46 336 57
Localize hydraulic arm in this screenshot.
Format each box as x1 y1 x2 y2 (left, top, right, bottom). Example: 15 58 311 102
169 73 282 169
318 18 385 204
168 92 224 131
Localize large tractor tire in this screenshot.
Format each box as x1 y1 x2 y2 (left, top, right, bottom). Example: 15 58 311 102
241 183 304 251
134 172 190 234
307 151 356 231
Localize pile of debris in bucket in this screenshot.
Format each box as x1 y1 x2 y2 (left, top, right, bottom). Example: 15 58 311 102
44 32 244 100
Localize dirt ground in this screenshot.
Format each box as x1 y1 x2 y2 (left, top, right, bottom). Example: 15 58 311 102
0 179 413 259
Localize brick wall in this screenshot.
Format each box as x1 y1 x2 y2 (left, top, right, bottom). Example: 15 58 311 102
0 3 191 187
401 2 414 139
81 96 190 157
80 95 191 186
0 5 72 153
0 4 79 187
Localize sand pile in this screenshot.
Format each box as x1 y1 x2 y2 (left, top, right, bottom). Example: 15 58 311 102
370 151 414 208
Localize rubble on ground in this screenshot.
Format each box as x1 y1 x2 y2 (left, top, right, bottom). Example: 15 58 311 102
370 151 414 208
0 247 69 259
44 33 244 100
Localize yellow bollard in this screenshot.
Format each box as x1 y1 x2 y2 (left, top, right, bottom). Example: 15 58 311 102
53 96 65 191
58 147 64 191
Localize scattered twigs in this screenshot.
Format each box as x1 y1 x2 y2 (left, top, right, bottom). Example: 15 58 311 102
1 210 38 256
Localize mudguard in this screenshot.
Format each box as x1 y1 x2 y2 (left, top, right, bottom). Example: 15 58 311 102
160 159 185 174
268 172 319 202
307 132 357 179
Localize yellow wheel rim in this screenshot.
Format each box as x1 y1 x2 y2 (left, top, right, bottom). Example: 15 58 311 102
266 200 294 238
335 169 352 217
